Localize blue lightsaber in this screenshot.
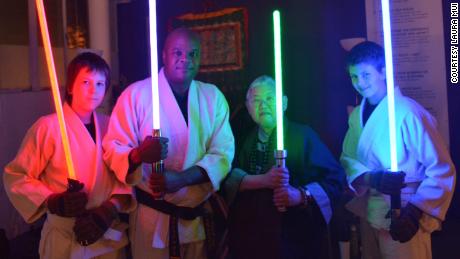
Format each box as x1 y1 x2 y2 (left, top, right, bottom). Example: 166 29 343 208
381 0 401 218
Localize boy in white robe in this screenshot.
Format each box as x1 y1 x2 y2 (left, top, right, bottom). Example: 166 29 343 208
341 41 456 259
103 28 234 259
4 53 135 259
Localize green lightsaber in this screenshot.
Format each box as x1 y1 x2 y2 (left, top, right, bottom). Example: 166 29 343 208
273 10 287 212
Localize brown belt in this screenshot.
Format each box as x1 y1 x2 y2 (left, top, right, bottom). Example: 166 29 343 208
135 187 217 259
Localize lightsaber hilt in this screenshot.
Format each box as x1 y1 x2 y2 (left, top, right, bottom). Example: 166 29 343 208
67 178 84 193
275 149 287 168
274 149 287 212
388 169 402 221
151 129 165 200
390 191 401 220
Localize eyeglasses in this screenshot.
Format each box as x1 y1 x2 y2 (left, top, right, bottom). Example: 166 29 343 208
248 96 275 106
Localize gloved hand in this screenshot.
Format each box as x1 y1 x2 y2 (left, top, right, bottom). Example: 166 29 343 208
367 171 406 194
47 184 88 217
73 201 118 246
149 170 166 198
149 170 184 195
389 203 423 243
129 136 168 165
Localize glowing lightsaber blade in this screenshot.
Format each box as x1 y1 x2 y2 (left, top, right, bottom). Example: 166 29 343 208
148 0 164 199
36 0 79 189
381 0 401 217
273 10 287 212
149 0 160 132
273 10 284 152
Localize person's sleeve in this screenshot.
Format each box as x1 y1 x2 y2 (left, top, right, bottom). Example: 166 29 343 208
340 108 371 190
107 170 136 213
220 128 253 206
402 111 456 221
3 118 55 223
221 168 247 206
195 90 235 191
303 127 346 224
103 87 143 186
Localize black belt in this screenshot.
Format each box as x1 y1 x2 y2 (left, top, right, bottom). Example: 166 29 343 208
135 187 217 259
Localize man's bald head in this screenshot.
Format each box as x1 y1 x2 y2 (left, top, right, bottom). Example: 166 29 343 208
164 28 201 50
162 28 201 92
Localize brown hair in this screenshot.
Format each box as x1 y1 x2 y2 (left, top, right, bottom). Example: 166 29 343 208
65 52 110 104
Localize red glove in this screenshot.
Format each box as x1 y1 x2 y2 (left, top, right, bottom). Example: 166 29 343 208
130 136 168 165
149 171 166 197
73 201 118 246
389 203 423 243
47 188 88 217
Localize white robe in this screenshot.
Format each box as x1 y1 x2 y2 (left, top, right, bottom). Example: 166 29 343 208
103 68 234 255
4 104 134 259
341 88 456 231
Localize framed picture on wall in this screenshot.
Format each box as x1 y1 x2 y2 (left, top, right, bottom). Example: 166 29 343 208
188 22 243 73
170 7 248 73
